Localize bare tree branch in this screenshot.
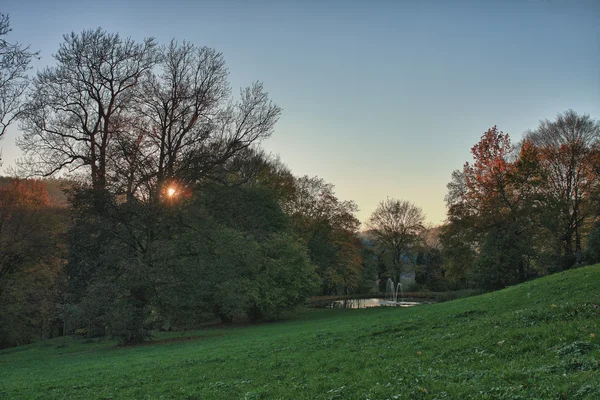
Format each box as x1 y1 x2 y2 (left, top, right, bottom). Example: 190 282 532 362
0 13 38 164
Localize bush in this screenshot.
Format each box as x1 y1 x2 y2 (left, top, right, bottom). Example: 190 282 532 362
584 224 600 265
106 300 151 344
245 233 319 321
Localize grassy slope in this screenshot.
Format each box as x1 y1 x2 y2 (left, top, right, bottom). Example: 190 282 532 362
1 265 599 400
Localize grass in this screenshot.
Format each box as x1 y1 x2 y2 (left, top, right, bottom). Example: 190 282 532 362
1 265 599 399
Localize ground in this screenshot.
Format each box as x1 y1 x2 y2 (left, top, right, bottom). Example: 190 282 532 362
1 265 599 399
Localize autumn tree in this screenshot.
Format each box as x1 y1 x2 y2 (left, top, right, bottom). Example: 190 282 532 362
443 126 544 288
462 126 513 214
526 110 600 269
367 198 425 283
0 13 37 163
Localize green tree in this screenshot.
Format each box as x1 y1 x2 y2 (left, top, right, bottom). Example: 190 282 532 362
357 243 379 294
66 188 158 343
583 223 600 265
415 228 445 291
282 175 362 294
157 183 319 324
439 216 477 288
0 179 65 348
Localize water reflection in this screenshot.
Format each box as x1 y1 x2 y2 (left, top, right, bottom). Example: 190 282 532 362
327 298 421 309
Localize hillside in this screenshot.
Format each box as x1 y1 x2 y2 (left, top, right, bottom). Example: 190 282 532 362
1 265 599 399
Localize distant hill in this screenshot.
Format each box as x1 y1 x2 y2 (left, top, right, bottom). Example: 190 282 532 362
0 176 69 207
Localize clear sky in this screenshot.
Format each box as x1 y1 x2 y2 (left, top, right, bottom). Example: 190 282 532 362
1 0 599 225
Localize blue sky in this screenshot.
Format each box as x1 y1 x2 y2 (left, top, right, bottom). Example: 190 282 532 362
1 0 599 224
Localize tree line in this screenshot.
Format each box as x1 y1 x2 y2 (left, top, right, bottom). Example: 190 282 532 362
1 15 599 348
441 112 600 289
0 20 379 347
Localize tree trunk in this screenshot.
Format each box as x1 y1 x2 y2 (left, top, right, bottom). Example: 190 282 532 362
518 259 525 283
563 235 575 270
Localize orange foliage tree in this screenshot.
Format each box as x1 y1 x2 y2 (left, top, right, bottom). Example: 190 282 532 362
443 127 543 288
526 110 600 268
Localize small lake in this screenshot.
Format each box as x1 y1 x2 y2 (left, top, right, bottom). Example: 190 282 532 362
322 298 422 309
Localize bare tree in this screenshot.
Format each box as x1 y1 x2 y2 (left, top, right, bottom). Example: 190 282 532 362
18 28 157 190
0 13 37 162
526 110 600 267
17 29 280 202
110 41 281 201
367 198 425 281
154 81 281 193
126 41 229 200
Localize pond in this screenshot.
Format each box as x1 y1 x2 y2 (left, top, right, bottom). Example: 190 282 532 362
321 298 422 309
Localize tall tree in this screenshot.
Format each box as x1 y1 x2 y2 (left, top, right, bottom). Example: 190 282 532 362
18 29 157 190
18 32 280 200
367 198 425 282
129 41 230 200
282 176 362 294
444 127 545 287
134 41 280 198
0 179 65 348
526 110 600 269
0 13 37 162
33 32 286 342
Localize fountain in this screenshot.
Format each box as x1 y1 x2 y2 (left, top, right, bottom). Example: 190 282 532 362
383 278 420 307
313 277 423 309
385 278 402 302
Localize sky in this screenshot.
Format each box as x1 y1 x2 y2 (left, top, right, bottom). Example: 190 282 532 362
1 0 599 225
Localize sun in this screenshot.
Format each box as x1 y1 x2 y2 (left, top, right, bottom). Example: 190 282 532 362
167 187 176 197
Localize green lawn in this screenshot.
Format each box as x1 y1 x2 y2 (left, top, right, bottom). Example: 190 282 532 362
1 265 599 399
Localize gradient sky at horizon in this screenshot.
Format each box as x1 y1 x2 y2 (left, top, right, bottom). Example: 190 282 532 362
1 0 599 225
